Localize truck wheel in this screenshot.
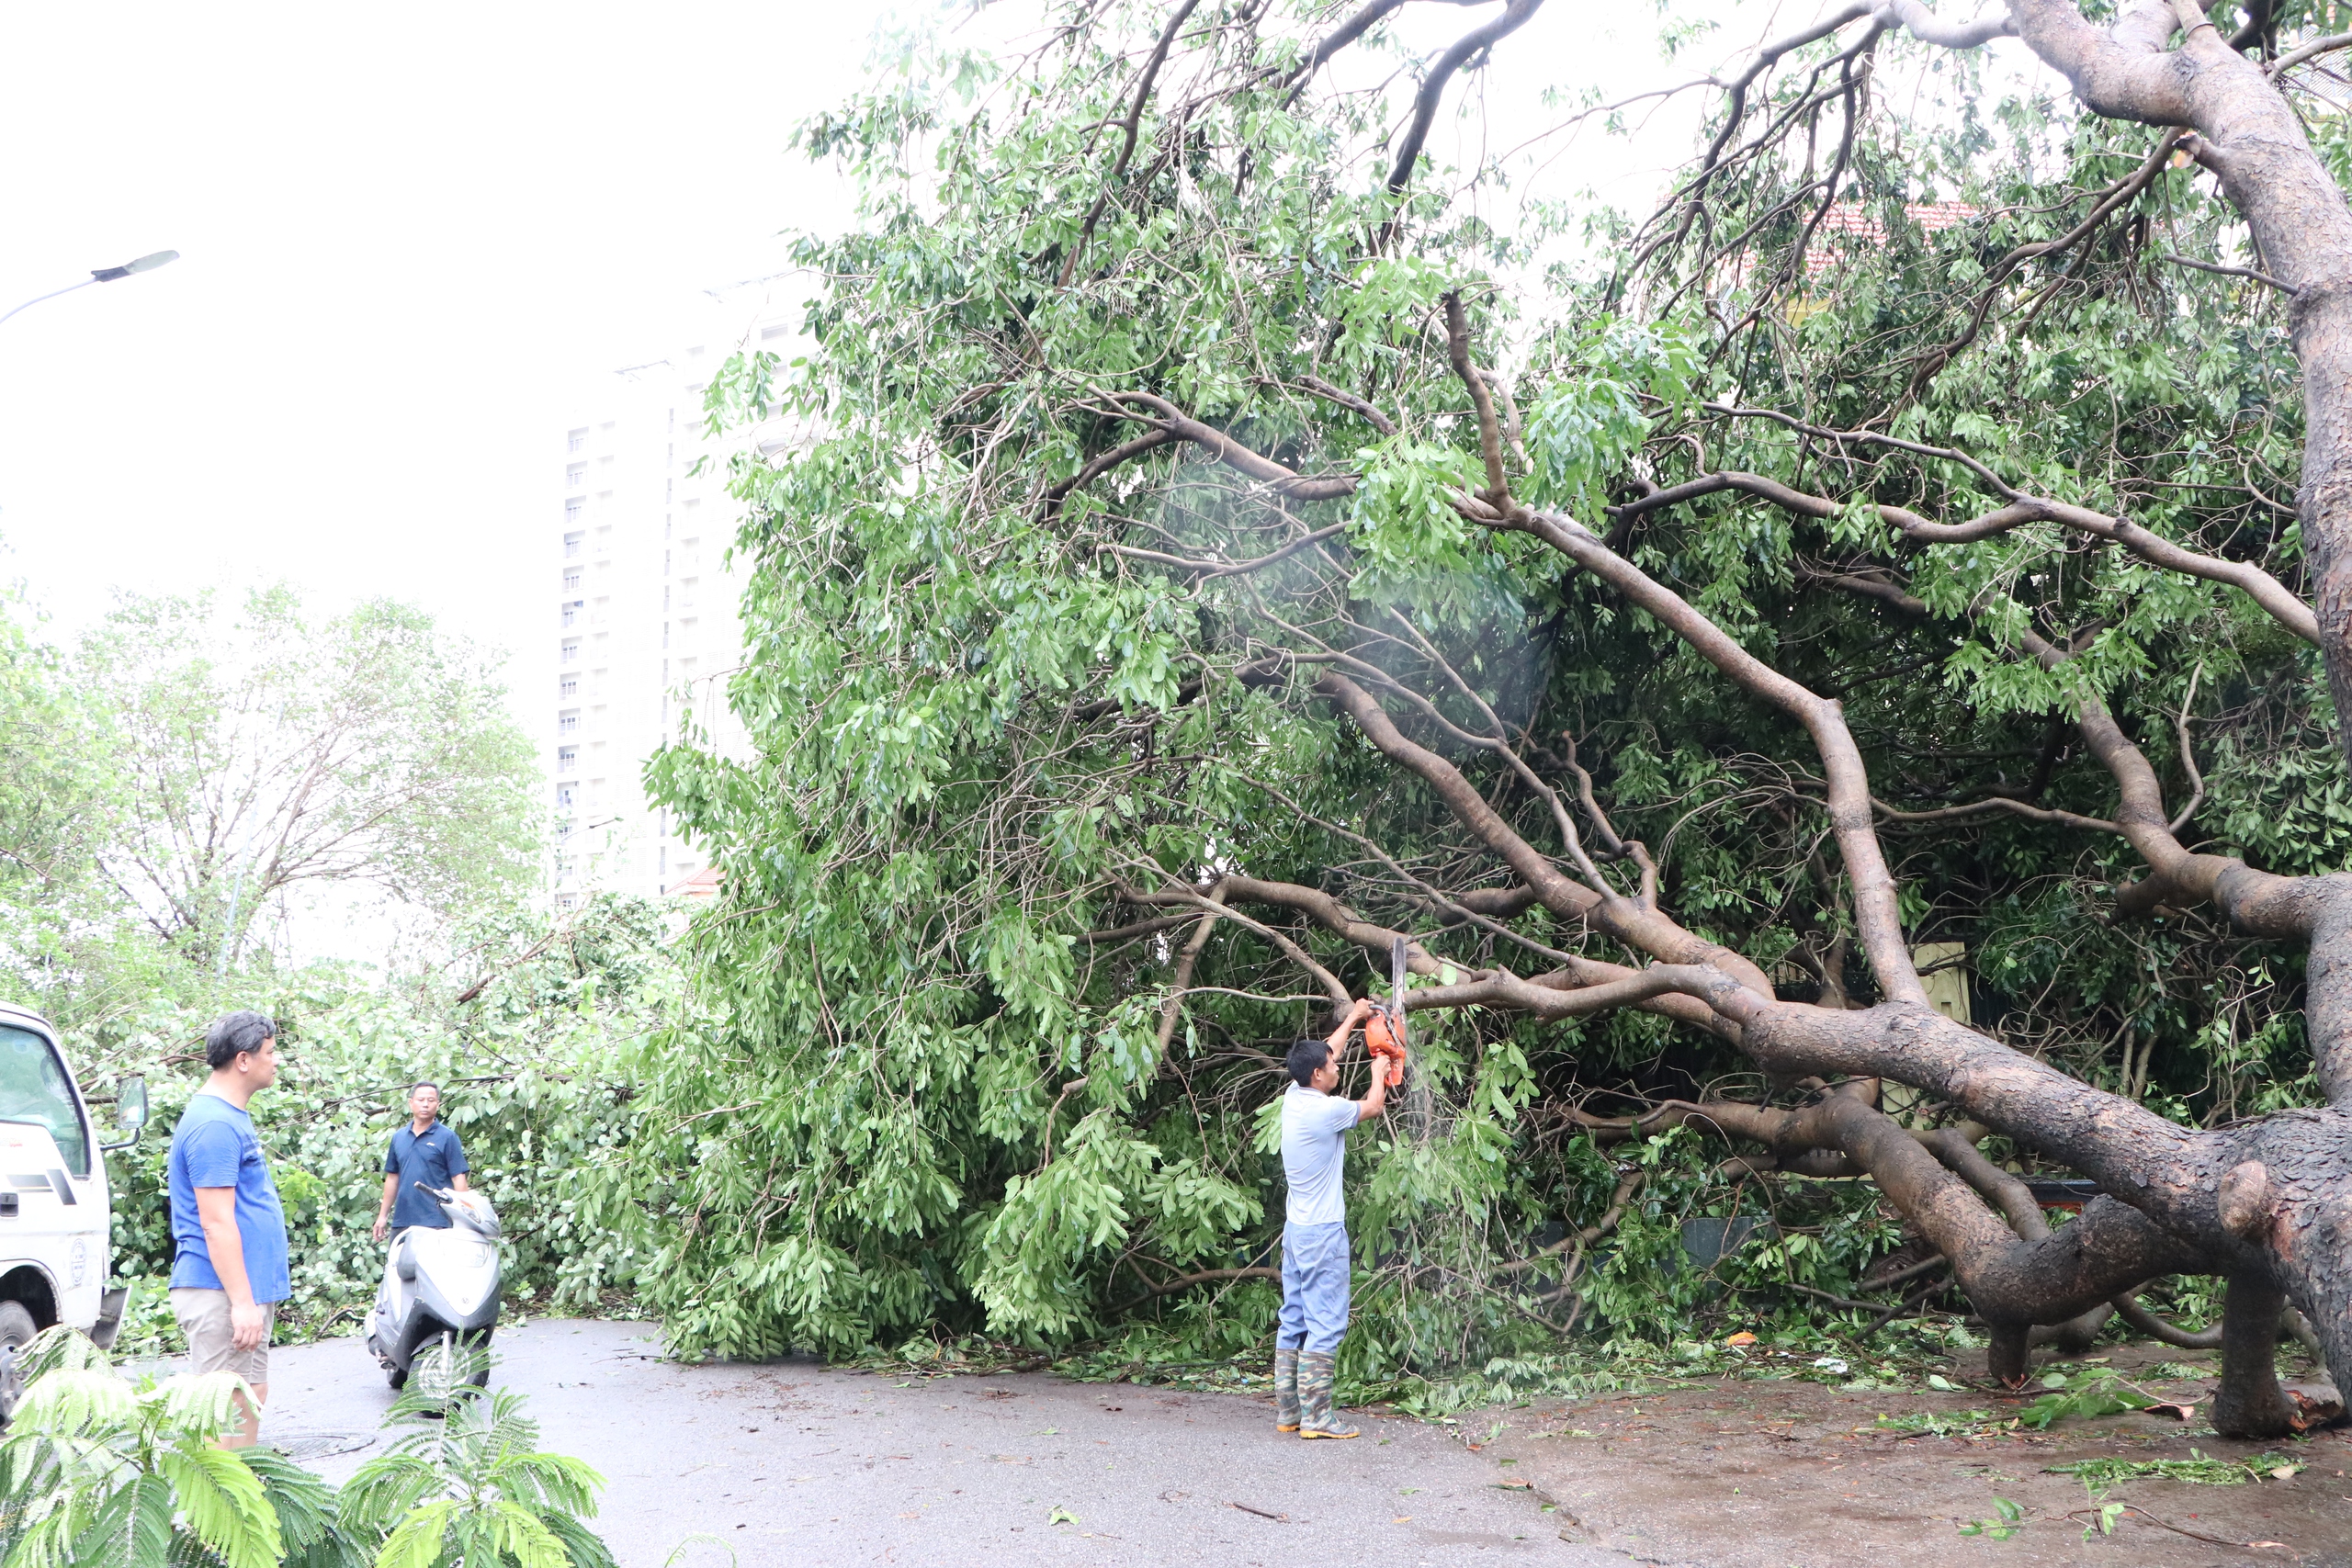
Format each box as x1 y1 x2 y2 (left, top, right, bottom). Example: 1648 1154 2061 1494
0 1303 36 1427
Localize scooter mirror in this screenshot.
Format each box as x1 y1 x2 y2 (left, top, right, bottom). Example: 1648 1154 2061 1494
116 1076 150 1133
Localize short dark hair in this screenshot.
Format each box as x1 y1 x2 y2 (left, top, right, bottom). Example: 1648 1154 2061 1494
1286 1038 1331 1088
204 1010 276 1070
409 1082 441 1100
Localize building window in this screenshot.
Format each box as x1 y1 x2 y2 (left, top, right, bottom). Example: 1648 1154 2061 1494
562 570 581 592
566 463 585 489
557 745 578 773
556 783 576 808
560 599 583 629
563 530 583 558
564 497 583 524
662 622 670 650
559 676 577 698
559 710 580 735
560 639 581 664
567 428 586 453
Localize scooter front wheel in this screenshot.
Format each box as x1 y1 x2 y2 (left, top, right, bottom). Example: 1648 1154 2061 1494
410 1331 461 1412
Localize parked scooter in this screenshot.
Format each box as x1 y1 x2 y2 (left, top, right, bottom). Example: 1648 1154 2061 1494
366 1183 501 1406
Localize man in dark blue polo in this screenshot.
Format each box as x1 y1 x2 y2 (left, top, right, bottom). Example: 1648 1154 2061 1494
372 1083 469 1242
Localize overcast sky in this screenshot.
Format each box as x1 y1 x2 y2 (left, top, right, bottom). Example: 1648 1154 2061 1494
0 0 882 660
0 0 2029 677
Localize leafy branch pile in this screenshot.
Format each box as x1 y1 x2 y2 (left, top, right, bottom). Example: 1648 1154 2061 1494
96 897 671 1351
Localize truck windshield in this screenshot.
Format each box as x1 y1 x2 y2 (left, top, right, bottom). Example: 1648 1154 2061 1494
0 1024 88 1177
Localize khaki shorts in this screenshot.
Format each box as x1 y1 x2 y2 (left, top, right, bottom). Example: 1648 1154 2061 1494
170 1288 276 1384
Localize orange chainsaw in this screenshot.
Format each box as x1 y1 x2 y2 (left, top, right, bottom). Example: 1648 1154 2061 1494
1364 935 1408 1087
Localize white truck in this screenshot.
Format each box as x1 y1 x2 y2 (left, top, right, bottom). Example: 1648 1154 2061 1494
0 1000 147 1417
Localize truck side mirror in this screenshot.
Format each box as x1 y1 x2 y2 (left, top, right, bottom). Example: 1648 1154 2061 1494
116 1076 149 1134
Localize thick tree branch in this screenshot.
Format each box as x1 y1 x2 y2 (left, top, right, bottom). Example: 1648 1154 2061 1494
1492 507 1929 1008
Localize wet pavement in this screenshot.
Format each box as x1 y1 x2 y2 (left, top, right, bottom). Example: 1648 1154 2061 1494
247 1318 1646 1568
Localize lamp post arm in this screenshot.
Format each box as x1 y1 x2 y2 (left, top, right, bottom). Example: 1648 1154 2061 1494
0 277 98 330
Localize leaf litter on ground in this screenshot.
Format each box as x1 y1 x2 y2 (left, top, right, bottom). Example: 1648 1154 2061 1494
2048 1450 2307 1488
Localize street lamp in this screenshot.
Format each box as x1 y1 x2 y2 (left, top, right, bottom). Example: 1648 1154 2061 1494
0 250 179 330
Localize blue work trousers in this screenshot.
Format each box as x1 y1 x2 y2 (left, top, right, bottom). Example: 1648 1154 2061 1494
1276 1221 1351 1354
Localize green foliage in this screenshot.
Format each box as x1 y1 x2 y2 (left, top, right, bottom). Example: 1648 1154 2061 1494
0 1329 613 1568
1955 1496 2025 1539
0 1327 351 1568
2048 1450 2306 1488
2013 1367 2146 1429
340 1382 615 1568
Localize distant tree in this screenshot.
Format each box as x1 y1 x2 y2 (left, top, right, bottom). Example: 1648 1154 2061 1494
76 588 538 968
0 584 120 977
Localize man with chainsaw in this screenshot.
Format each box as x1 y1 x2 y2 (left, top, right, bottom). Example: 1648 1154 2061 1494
1274 987 1406 1439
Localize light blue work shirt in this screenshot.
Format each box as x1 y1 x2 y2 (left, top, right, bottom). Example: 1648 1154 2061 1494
1280 1084 1361 1226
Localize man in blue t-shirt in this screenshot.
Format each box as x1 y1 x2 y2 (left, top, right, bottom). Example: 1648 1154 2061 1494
373 1082 469 1242
166 1010 290 1447
1273 996 1396 1441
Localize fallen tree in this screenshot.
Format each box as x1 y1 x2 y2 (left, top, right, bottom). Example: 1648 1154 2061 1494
622 0 2352 1433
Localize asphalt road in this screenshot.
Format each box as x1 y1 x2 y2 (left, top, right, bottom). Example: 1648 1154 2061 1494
247 1318 1648 1568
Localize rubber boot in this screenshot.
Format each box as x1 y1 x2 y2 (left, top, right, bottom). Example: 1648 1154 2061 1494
1297 1350 1358 1438
1273 1348 1300 1432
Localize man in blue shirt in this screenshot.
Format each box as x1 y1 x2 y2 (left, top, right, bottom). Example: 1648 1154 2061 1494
373 1082 469 1242
167 1010 290 1448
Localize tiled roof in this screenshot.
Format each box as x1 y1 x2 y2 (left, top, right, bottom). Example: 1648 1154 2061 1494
1802 201 1981 275
666 865 722 898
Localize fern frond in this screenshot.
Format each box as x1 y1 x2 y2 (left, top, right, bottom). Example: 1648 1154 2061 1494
368 1499 453 1568
334 1454 441 1534
12 1327 107 1384
540 1510 620 1568
153 1446 280 1568
13 1371 138 1439
239 1448 338 1551
484 1452 604 1517
153 1375 250 1444
482 1501 571 1568
63 1471 174 1568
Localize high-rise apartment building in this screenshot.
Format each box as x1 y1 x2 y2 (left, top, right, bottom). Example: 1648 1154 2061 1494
548 324 790 907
